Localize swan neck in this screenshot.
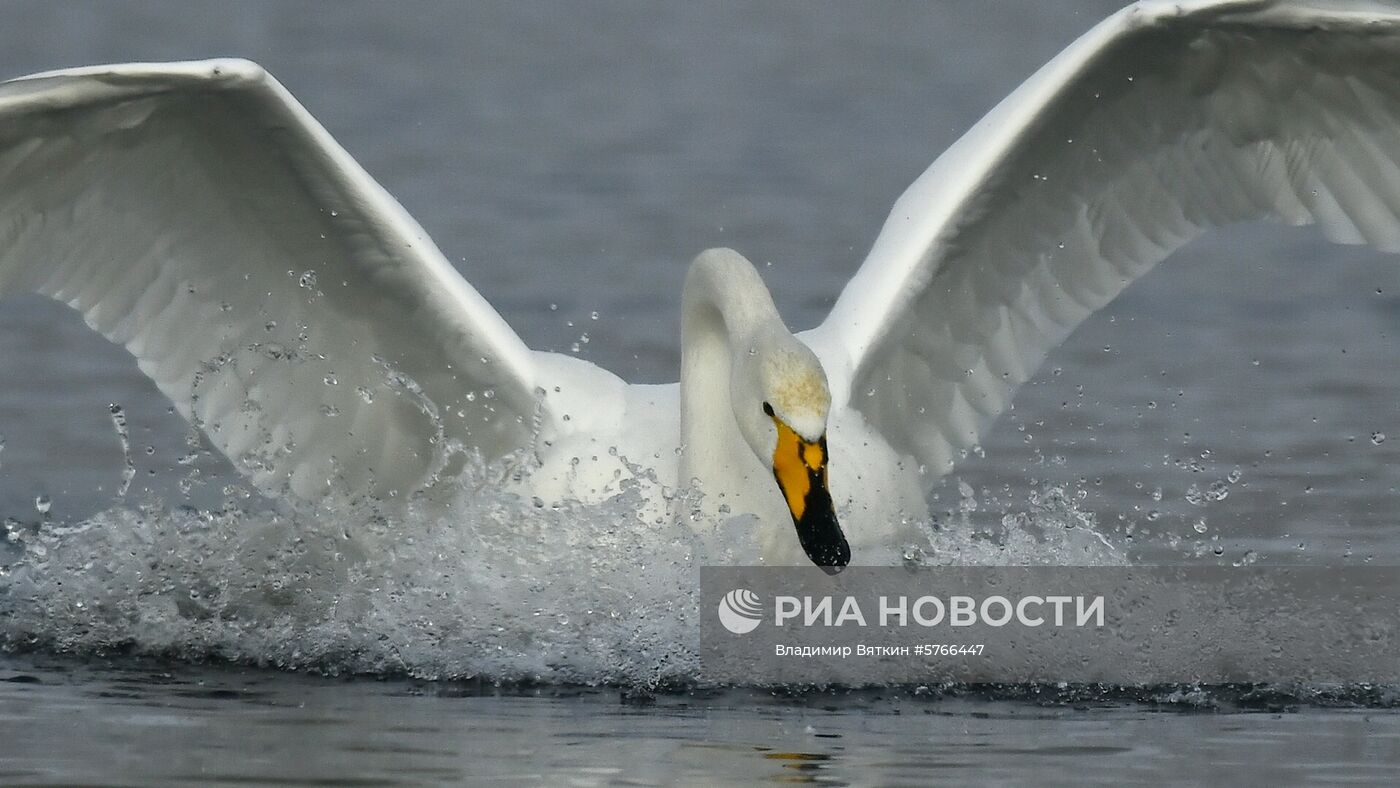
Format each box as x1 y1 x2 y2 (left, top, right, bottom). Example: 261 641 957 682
683 249 781 344
678 249 781 486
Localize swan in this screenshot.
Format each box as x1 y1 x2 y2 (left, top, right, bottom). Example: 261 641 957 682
5 0 1400 570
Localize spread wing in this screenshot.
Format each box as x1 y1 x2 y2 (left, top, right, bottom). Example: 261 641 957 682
0 60 554 499
804 0 1400 483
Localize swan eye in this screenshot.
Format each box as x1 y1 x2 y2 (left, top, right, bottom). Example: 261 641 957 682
762 401 775 417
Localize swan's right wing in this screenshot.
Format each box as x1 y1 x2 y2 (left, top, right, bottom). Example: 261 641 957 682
0 60 555 500
805 0 1400 485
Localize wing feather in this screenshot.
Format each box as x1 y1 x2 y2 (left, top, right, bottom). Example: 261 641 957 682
0 60 556 500
806 0 1400 485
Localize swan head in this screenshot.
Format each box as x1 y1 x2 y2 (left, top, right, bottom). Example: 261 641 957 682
731 325 850 573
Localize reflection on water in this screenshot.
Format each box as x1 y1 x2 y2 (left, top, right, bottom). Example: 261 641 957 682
3 654 1400 786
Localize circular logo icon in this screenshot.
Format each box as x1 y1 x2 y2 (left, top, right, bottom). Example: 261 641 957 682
717 588 763 634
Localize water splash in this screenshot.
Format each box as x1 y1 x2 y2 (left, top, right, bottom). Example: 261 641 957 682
108 404 135 499
894 479 1125 569
0 453 707 685
0 451 1125 685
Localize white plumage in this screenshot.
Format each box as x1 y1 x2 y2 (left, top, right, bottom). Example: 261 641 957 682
5 1 1400 566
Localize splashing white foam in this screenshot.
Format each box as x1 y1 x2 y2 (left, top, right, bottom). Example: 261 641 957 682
0 454 1122 685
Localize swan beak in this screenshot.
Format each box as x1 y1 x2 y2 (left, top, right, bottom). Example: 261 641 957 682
771 420 851 574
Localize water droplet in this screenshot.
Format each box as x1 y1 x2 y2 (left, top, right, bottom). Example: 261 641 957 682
298 270 318 289
1205 480 1229 502
108 404 135 498
323 374 338 386
1372 432 1386 445
1192 518 1208 534
34 494 51 515
259 342 291 361
356 386 375 404
901 545 927 567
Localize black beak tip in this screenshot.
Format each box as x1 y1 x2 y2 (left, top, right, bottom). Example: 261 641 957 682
803 534 851 575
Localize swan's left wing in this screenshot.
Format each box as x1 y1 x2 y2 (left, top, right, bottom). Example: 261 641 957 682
0 60 563 500
803 0 1400 485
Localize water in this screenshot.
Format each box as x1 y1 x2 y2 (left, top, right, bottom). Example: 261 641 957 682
5 655 1400 787
4 655 1397 787
3 0 1400 782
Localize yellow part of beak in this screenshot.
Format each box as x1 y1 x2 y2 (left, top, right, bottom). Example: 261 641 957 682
771 417 827 520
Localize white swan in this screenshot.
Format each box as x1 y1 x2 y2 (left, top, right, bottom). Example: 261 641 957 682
5 0 1400 570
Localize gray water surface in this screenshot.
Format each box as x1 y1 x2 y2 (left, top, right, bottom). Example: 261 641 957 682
3 1 1400 783
4 655 1400 786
